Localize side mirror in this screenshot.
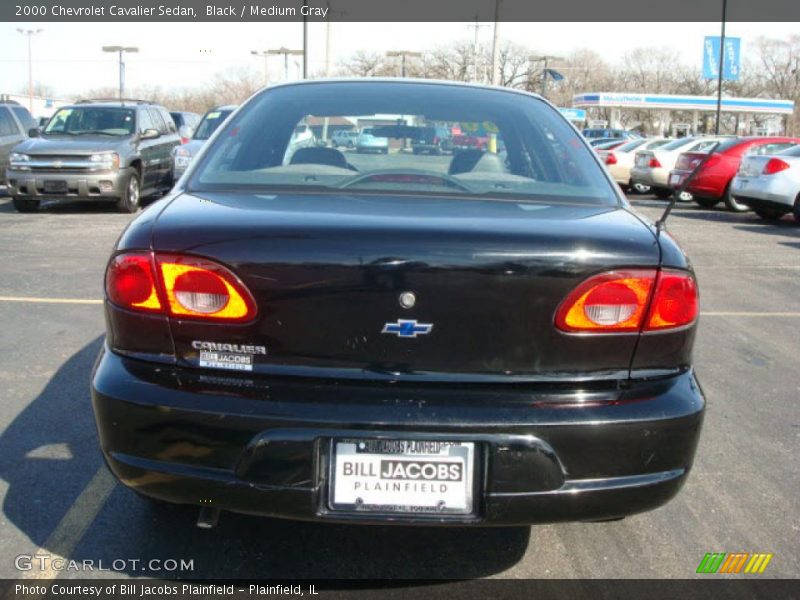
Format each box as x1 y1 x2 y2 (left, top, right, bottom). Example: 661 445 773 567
28 128 41 138
140 128 160 140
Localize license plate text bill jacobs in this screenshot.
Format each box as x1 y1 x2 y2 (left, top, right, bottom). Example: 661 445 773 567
330 440 475 515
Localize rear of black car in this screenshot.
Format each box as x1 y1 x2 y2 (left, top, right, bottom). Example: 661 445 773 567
91 81 704 525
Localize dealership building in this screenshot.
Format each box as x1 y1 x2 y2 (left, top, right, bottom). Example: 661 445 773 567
572 92 795 136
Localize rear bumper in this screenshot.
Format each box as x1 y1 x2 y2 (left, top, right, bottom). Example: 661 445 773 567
630 166 669 188
6 168 126 200
91 348 705 526
731 176 798 209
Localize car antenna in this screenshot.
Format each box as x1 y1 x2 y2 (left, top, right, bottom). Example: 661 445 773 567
656 141 721 233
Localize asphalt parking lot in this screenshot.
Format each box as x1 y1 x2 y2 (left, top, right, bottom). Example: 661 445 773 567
0 191 798 580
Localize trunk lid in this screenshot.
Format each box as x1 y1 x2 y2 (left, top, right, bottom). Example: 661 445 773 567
152 192 660 381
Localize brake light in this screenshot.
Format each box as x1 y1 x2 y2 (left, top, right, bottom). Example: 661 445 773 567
104 252 257 322
105 253 162 312
156 255 256 322
648 157 661 168
605 152 617 165
645 271 698 330
555 269 697 333
181 137 190 144
763 158 790 175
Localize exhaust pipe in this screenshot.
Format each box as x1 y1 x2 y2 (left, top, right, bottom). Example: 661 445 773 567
196 506 221 529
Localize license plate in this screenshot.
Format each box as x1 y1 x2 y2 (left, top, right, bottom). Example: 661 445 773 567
43 180 67 193
329 439 475 515
669 173 683 186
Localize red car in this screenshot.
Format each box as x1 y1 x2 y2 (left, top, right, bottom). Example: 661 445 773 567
668 136 800 211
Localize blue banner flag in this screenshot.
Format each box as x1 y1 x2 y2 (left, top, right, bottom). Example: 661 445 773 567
703 36 741 81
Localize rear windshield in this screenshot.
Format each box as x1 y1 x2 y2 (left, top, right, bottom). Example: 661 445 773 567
616 139 647 152
660 137 698 151
44 107 135 136
193 109 234 140
779 144 800 157
189 82 617 206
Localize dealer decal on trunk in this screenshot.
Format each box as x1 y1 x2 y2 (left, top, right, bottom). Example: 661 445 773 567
192 341 267 372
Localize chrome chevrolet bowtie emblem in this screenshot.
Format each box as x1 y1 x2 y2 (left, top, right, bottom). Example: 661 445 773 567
381 319 433 338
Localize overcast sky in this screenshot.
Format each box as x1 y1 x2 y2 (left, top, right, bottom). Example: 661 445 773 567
1 21 797 98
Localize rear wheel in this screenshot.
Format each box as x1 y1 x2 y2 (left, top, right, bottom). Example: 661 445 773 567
630 182 650 194
115 169 141 214
794 195 800 224
693 196 719 209
754 208 784 221
12 197 39 213
675 190 693 203
723 184 750 213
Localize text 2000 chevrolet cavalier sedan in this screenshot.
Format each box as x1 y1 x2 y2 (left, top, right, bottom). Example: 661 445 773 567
91 80 704 526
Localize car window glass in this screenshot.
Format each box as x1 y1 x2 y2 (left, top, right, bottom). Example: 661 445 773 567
11 106 37 131
778 145 800 157
138 109 155 133
148 109 168 134
44 107 135 136
0 108 16 136
190 83 617 205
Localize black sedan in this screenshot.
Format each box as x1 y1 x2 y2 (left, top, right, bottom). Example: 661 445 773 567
91 80 704 526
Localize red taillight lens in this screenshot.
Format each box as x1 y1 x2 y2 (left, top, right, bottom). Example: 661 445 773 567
555 269 698 333
156 255 257 322
181 137 190 144
648 157 661 168
763 158 790 175
645 271 698 330
105 253 162 312
605 152 617 165
105 252 257 321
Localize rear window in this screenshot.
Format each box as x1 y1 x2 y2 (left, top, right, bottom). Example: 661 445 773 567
616 139 647 152
189 82 617 206
778 144 800 157
193 109 234 140
660 138 697 151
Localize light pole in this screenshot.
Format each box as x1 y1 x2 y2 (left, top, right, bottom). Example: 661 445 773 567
386 51 422 78
251 50 270 85
714 0 728 135
268 48 304 82
102 45 139 100
16 28 43 113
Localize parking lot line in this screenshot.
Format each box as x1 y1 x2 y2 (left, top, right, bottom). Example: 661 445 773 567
702 311 800 317
23 466 116 580
0 296 102 305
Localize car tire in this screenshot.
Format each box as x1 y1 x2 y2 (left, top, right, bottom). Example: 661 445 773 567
12 197 39 213
630 182 650 194
675 190 694 203
115 169 141 214
693 196 719 209
793 195 800 224
723 184 750 213
754 208 784 221
653 188 672 200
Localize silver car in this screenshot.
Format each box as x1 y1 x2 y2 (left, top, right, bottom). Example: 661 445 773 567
172 105 236 180
732 144 800 222
356 128 389 154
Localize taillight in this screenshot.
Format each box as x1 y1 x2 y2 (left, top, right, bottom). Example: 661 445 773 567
645 271 698 330
555 269 697 333
181 137 190 144
763 158 790 175
105 253 162 312
648 157 661 168
605 152 617 165
105 252 257 322
156 255 256 322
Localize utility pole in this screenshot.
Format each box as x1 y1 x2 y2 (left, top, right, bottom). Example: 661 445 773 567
530 55 563 99
325 0 332 77
467 18 489 83
302 0 308 78
490 0 501 85
268 47 304 81
714 0 728 135
250 50 270 85
102 45 139 100
16 28 43 112
386 51 422 77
